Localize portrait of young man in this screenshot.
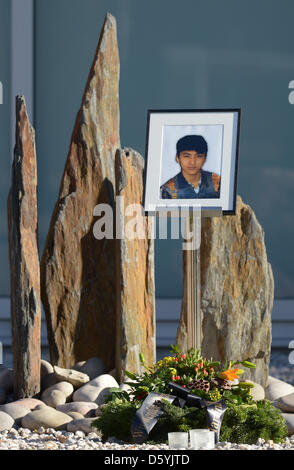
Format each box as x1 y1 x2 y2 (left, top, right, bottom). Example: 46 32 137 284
160 134 221 199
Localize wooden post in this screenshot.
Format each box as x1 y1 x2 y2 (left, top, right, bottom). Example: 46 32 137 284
185 212 202 350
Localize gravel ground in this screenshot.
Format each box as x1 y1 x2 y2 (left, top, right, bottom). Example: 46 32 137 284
0 350 293 451
0 428 293 450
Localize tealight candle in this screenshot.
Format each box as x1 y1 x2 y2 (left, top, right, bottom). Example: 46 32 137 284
168 432 189 449
189 429 215 450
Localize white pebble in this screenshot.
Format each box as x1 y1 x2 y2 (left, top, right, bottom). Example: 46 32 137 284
45 428 56 435
257 438 265 445
86 432 99 440
64 438 76 445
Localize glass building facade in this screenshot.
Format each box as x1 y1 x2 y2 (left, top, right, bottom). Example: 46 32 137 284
1 0 294 300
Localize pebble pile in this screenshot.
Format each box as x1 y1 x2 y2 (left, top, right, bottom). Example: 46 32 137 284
0 352 293 451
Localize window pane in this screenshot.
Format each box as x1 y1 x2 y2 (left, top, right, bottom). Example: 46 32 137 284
0 0 11 295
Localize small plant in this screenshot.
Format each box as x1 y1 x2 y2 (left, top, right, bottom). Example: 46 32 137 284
95 397 138 443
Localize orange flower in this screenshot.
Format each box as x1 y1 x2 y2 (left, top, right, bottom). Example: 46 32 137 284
217 362 244 381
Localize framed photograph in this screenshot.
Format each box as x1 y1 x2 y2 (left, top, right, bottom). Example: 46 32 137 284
143 109 241 215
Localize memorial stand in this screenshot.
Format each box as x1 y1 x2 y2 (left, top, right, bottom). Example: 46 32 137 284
184 208 222 351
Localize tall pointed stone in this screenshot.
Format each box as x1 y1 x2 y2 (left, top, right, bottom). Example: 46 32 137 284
176 196 273 388
8 95 41 398
40 13 120 369
115 149 156 381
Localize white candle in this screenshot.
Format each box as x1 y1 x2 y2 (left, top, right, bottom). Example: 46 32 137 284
168 432 189 449
189 429 215 450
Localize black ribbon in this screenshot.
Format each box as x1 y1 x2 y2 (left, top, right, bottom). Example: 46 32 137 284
130 392 180 444
131 383 227 444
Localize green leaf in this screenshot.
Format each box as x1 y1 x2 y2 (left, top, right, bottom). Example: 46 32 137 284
241 361 256 369
124 370 138 380
238 382 254 389
139 353 145 365
231 396 239 404
109 387 122 393
170 344 181 355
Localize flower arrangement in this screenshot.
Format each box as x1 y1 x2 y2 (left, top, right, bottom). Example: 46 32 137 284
92 346 288 444
121 345 257 406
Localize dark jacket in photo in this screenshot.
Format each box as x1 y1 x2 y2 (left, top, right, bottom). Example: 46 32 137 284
160 170 221 199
